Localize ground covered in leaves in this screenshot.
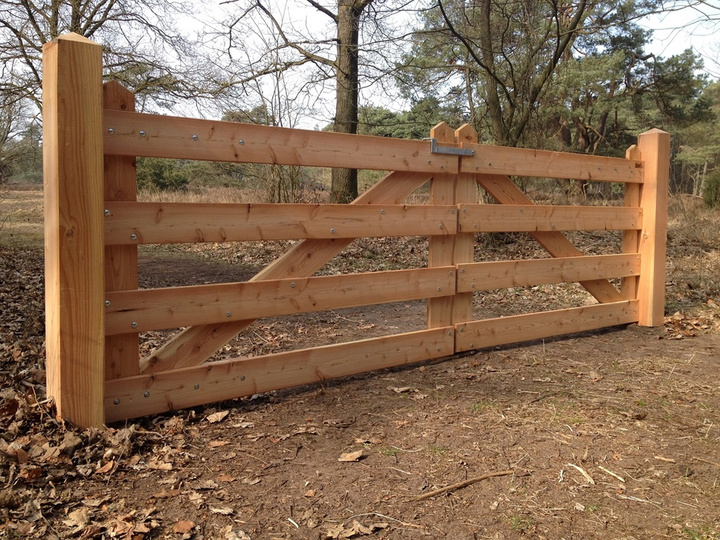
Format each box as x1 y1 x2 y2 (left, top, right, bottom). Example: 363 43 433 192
1 187 720 539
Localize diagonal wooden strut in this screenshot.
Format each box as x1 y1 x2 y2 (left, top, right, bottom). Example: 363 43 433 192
475 174 623 304
140 170 434 373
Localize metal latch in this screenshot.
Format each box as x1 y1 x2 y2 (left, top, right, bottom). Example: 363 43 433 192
424 138 476 156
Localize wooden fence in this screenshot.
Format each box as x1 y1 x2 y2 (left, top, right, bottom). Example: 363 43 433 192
43 34 669 428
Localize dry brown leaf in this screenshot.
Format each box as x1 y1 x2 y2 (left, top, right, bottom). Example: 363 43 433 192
209 440 230 448
206 410 230 423
94 460 116 475
172 520 195 534
338 450 364 462
63 507 90 529
210 506 234 515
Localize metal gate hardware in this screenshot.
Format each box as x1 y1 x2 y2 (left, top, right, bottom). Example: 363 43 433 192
424 138 476 156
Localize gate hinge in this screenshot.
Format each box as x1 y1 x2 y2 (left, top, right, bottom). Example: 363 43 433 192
424 138 476 157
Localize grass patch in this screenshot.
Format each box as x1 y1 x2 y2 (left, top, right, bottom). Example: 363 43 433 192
0 186 44 248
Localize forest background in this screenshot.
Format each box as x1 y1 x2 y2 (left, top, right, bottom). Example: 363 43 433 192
2 0 720 207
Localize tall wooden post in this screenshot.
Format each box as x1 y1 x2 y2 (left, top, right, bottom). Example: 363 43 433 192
636 129 670 326
43 34 105 427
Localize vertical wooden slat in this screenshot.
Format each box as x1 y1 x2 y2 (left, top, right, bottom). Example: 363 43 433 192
427 123 457 328
621 144 642 301
103 82 140 379
636 129 670 326
453 124 477 324
43 34 105 427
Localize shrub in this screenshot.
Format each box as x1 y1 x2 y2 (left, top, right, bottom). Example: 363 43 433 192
703 170 720 209
136 157 189 191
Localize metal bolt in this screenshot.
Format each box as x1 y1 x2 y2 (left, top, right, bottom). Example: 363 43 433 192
460 268 466 273
449 270 454 276
438 224 443 229
470 343 475 348
139 130 146 137
330 228 336 234
105 300 110 307
194 384 200 390
436 347 441 352
471 283 476 289
104 209 110 216
440 165 445 171
487 162 492 167
462 208 466 213
240 376 246 381
238 139 245 145
451 209 456 215
113 398 120 405
108 128 115 135
130 233 137 241
551 224 556 230
143 391 150 398
291 282 296 288
475 166 480 171
226 311 232 318
380 209 385 215
192 134 199 141
131 322 138 329
437 286 442 292
473 224 478 229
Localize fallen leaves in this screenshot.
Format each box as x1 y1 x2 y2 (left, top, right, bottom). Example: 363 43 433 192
324 520 389 539
206 410 230 424
338 450 365 462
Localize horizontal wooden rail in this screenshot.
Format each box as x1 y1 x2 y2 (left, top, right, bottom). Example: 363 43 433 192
461 143 642 183
105 327 455 422
103 110 457 173
455 300 639 351
457 254 640 292
458 204 642 232
105 267 456 335
104 202 457 244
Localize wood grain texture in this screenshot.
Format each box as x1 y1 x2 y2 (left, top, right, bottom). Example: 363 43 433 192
106 267 455 335
456 301 639 351
104 202 456 244
621 145 642 300
458 204 641 232
636 130 670 325
43 34 105 427
461 141 642 183
103 110 456 173
457 254 640 292
103 81 139 380
106 327 454 422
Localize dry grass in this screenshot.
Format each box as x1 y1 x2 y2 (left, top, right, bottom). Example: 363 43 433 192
0 184 44 248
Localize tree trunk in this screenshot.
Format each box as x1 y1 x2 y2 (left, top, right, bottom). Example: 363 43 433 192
331 0 371 203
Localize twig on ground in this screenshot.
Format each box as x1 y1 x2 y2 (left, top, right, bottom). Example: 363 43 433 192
693 456 720 467
566 463 595 484
415 469 515 501
598 465 625 483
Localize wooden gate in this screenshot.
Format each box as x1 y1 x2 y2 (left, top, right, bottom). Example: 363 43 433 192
43 34 669 427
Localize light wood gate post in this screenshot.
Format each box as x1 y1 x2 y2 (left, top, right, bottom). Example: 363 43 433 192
43 34 105 427
636 129 670 326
